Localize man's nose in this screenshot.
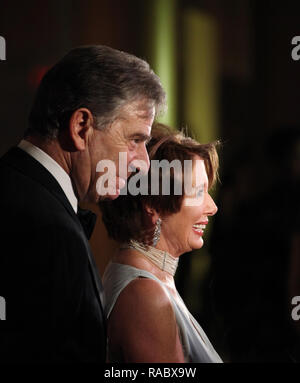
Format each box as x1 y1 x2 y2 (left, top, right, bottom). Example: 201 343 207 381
129 144 150 175
137 144 150 173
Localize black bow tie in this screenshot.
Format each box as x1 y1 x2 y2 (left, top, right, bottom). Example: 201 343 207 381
77 207 97 240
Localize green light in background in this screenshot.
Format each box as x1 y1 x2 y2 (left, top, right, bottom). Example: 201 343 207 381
150 0 178 128
183 10 219 144
182 10 220 314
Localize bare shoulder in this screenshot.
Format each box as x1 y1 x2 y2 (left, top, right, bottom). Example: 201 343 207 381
121 277 172 309
108 277 185 362
110 277 174 329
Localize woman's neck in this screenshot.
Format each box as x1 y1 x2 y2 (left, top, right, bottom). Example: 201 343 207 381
155 233 185 259
114 247 176 286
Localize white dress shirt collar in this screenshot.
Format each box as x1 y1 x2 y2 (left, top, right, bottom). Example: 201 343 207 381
18 139 78 213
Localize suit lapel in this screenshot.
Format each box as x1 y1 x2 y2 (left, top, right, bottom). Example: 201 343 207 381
1 147 78 221
1 147 105 309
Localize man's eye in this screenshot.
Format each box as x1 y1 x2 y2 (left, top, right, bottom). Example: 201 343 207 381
132 138 142 144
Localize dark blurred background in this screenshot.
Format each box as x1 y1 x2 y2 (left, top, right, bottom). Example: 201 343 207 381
0 0 299 362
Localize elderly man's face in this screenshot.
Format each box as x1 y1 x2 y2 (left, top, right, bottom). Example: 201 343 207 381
85 100 155 203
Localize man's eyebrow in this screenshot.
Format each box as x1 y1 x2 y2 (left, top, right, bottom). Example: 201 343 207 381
128 133 152 143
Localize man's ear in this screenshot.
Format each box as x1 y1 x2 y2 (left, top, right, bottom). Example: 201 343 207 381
69 108 94 151
145 206 160 224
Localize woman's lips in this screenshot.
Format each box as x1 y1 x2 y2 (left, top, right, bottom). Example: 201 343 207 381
192 221 208 236
192 228 204 236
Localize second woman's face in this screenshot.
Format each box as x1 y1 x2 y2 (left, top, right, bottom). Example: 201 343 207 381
160 156 218 256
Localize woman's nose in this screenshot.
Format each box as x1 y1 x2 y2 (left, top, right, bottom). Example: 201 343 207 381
206 193 218 216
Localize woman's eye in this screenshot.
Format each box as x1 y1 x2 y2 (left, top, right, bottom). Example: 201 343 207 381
196 189 204 197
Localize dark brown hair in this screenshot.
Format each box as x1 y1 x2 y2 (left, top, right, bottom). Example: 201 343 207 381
99 123 219 245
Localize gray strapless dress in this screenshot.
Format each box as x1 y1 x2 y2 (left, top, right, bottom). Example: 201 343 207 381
102 262 223 363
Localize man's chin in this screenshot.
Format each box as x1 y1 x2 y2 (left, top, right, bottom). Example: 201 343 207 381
96 177 126 202
97 191 121 201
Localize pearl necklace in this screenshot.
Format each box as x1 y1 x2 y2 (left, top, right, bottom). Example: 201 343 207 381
123 240 179 276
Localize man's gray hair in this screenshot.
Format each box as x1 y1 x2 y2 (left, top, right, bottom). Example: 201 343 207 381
27 45 166 138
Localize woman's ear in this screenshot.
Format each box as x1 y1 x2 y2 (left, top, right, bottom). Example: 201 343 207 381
145 206 160 225
68 108 94 151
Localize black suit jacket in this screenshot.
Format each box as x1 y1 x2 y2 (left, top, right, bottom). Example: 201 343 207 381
0 147 106 363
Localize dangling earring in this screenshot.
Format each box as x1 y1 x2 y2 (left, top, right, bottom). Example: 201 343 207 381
152 218 161 247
